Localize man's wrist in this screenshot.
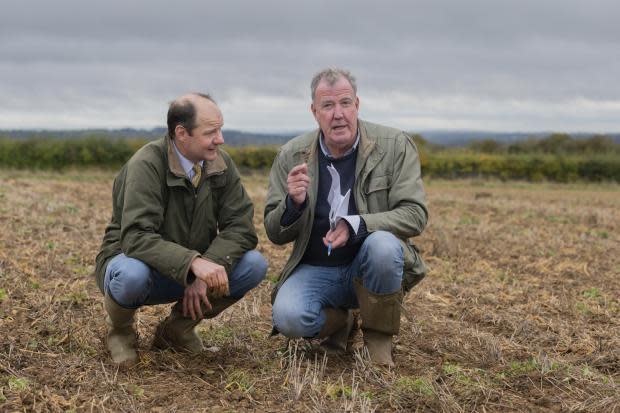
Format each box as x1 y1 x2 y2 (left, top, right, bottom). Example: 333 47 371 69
281 195 307 226
288 194 307 211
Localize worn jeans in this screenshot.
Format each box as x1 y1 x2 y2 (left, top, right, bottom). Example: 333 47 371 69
272 231 403 338
104 250 267 309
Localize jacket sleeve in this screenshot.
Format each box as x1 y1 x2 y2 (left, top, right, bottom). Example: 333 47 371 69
120 157 199 286
203 158 258 275
264 148 310 245
360 134 428 238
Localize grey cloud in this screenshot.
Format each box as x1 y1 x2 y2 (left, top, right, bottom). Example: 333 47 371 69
1 0 619 130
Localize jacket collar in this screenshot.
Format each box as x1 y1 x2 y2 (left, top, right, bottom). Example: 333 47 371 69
295 120 371 163
294 120 382 175
355 120 384 177
357 120 376 161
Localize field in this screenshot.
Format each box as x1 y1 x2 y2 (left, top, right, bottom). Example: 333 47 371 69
0 169 618 412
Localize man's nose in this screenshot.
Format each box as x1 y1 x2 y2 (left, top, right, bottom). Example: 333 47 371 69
333 104 344 118
214 130 225 144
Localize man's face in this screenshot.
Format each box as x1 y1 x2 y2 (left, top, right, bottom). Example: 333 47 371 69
177 99 224 162
311 76 359 157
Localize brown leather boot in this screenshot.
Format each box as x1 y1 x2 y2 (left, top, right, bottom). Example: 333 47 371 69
104 294 138 366
318 308 355 353
353 278 403 367
153 297 238 353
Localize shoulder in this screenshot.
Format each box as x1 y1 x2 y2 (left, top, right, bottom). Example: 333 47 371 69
278 129 318 156
361 120 406 143
362 120 417 151
127 137 167 168
123 138 168 184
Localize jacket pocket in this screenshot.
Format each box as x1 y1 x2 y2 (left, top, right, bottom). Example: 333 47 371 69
364 175 390 194
364 175 391 211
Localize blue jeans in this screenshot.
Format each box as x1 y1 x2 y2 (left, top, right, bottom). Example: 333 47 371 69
104 250 267 309
272 231 403 338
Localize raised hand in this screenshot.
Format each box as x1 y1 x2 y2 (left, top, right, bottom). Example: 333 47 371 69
287 163 310 208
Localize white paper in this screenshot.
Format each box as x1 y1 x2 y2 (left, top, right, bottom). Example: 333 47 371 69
326 164 360 235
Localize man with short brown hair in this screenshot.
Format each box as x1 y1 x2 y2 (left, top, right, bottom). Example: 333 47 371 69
95 93 267 365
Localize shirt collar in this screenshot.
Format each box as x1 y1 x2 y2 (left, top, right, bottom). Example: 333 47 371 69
172 141 203 178
319 129 360 159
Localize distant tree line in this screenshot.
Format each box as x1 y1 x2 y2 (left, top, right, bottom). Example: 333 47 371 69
411 133 620 182
465 133 619 155
0 133 618 182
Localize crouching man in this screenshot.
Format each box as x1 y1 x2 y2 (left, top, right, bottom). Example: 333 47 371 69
95 93 267 365
264 68 428 366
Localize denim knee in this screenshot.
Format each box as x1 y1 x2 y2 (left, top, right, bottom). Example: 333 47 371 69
272 296 322 338
363 231 403 263
358 231 404 293
105 255 152 308
243 250 268 288
228 250 268 298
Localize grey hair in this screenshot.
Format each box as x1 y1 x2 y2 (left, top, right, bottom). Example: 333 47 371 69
310 68 357 101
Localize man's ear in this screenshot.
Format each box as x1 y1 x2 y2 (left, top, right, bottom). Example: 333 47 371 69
310 103 318 122
175 125 187 142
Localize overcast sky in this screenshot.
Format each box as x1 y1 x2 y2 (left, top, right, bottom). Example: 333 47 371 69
1 0 619 132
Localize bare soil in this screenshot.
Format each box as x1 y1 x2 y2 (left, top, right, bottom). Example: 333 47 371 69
0 170 618 412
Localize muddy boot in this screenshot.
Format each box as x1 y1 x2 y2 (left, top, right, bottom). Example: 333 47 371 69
202 296 239 319
153 297 239 353
153 302 204 353
104 293 138 366
319 308 355 353
353 278 402 367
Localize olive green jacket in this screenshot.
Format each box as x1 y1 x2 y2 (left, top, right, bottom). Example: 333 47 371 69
264 120 428 302
94 135 257 293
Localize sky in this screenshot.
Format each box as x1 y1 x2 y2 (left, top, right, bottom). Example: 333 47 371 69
1 0 619 133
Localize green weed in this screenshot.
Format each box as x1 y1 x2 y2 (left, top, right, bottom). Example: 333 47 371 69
396 376 434 396
8 377 29 392
575 301 591 315
325 383 353 400
61 291 88 305
225 370 254 393
582 287 601 299
127 384 144 398
442 362 476 387
202 325 234 345
507 359 539 376
458 216 479 225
